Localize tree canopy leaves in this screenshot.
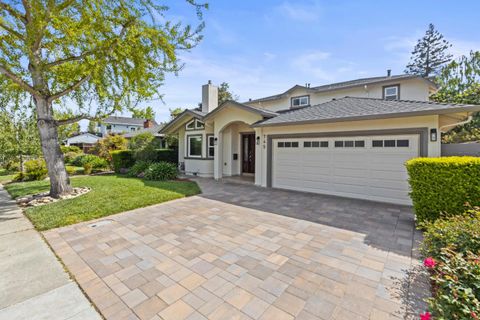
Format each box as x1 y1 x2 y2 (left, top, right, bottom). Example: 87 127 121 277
405 23 452 77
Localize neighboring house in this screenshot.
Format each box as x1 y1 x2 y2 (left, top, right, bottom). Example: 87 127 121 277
96 116 158 137
161 76 480 205
64 133 100 153
123 122 167 148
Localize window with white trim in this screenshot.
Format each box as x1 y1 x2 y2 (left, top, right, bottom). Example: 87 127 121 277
291 96 309 108
185 118 204 131
384 85 399 100
207 135 215 158
187 135 202 157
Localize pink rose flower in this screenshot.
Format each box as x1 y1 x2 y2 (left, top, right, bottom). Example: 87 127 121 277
420 311 432 320
423 257 436 269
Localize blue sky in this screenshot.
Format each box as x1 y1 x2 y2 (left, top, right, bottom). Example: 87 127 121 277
141 0 480 123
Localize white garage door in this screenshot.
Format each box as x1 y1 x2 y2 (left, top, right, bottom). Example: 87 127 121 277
272 135 419 205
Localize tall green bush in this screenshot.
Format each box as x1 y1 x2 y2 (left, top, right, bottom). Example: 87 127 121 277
406 157 480 223
71 154 108 169
135 148 177 164
110 150 135 172
144 162 178 181
22 158 48 181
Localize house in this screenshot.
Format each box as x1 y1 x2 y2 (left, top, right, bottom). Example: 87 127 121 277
123 123 167 148
161 75 480 205
64 133 101 153
96 116 158 137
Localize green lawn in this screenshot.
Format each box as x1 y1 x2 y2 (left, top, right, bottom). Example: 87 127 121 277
0 168 14 184
5 175 200 231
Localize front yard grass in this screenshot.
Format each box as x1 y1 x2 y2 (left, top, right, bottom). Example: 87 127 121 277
0 168 14 184
5 174 200 231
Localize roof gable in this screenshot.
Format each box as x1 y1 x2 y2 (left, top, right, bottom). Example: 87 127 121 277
203 100 277 121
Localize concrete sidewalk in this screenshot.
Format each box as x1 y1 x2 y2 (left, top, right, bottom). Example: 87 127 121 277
0 185 101 320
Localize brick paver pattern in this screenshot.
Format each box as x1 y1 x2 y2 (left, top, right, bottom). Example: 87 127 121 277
44 181 428 320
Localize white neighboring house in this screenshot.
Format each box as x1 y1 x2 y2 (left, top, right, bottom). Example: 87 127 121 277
64 133 100 153
123 122 167 148
96 116 158 137
161 75 480 205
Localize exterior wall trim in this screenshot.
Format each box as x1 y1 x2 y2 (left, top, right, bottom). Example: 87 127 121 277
266 127 429 187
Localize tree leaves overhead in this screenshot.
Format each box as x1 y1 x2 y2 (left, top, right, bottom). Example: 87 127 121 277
405 23 453 77
0 0 206 121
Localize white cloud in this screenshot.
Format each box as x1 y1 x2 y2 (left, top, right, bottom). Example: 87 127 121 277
275 1 322 22
291 51 333 81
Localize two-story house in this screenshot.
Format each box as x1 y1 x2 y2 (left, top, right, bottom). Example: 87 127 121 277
161 74 480 205
96 116 158 137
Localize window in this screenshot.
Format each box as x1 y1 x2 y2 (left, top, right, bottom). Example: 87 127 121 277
320 141 329 148
396 139 409 147
373 139 410 148
384 85 399 100
304 141 312 148
130 128 136 132
106 125 112 130
312 141 320 148
335 140 364 148
277 141 299 148
187 135 202 157
384 140 396 147
291 95 309 108
186 119 205 130
186 120 195 130
207 135 215 158
304 141 329 148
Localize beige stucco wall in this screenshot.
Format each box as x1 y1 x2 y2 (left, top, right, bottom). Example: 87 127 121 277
255 115 441 187
247 78 433 112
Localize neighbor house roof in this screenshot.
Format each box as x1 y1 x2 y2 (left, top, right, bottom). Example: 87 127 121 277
246 74 437 104
253 97 480 127
123 124 165 138
102 116 158 126
64 132 101 144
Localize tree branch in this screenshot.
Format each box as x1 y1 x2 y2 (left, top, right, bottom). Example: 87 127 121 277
54 110 116 126
0 22 24 39
48 75 91 102
0 65 42 97
45 51 94 68
0 2 26 24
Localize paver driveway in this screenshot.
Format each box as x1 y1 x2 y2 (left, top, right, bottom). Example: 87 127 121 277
44 178 429 320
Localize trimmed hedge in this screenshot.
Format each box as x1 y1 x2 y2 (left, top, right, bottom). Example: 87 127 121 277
111 150 135 172
406 156 480 223
135 148 178 164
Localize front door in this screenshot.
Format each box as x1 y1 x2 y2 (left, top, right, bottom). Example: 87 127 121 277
242 133 255 174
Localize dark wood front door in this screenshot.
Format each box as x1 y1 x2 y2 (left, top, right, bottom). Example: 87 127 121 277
242 133 255 174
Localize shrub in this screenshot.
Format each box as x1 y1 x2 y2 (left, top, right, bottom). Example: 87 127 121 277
71 154 108 169
23 159 48 181
425 249 480 319
4 160 20 172
64 151 82 164
83 163 93 175
127 161 152 177
12 171 25 182
92 134 128 160
129 132 156 151
60 145 81 153
406 157 480 223
144 162 178 181
110 150 135 172
422 209 480 259
135 148 177 164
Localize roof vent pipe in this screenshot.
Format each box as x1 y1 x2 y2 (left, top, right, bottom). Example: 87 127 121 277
387 69 391 77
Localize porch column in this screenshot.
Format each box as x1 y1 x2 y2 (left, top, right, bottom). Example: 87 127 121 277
214 131 223 180
254 128 263 186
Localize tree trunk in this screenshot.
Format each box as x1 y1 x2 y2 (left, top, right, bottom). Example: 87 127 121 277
35 96 73 198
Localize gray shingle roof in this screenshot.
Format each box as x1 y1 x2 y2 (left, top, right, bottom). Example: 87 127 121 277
123 124 165 138
246 74 436 104
253 97 480 127
103 116 158 126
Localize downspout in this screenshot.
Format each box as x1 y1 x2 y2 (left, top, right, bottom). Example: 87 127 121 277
439 115 473 132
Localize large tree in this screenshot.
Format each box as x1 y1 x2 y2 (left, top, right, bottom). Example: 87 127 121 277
431 51 480 143
131 106 155 120
218 81 239 104
0 0 205 197
405 23 453 77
